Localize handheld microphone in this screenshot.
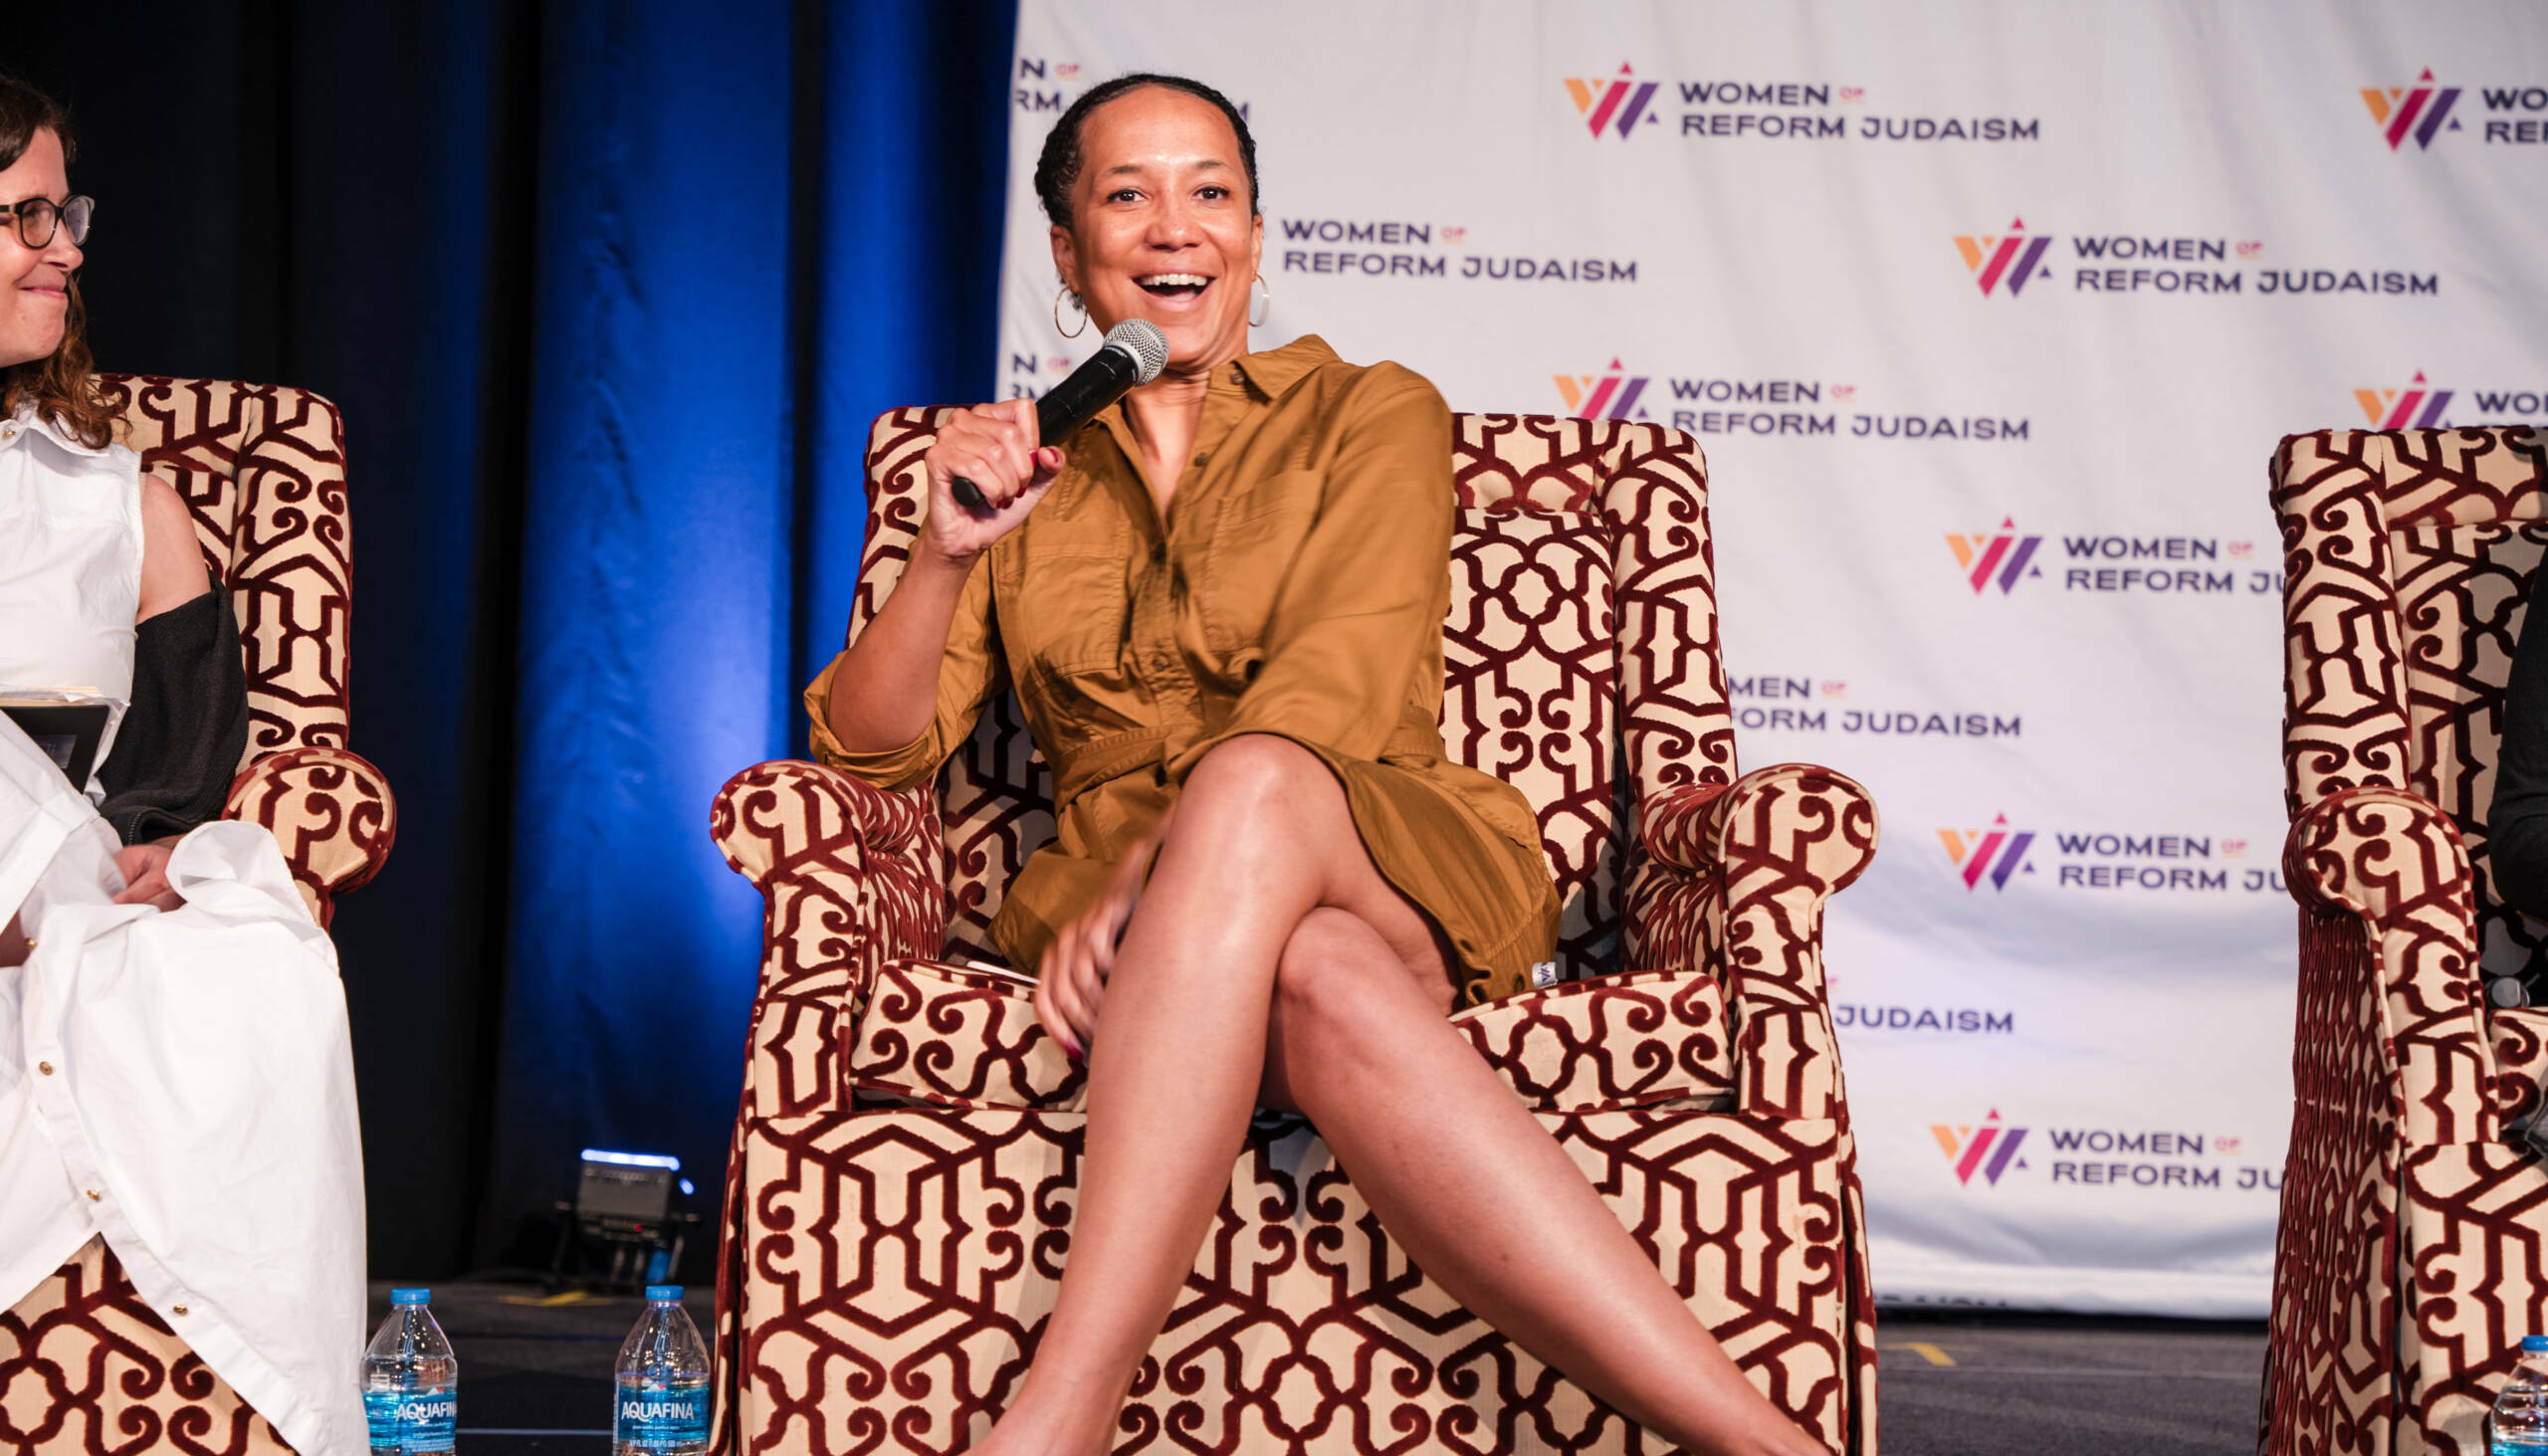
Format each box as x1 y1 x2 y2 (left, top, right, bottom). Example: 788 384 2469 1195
952 318 1169 515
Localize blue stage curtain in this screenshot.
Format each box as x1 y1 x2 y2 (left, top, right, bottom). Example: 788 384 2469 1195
485 0 800 1253
482 0 1018 1259
23 0 1019 1274
792 3 1019 686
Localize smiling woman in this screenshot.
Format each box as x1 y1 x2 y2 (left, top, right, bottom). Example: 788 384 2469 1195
802 73 1831 1456
0 73 244 869
0 70 366 1456
0 88 110 451
1033 72 1263 365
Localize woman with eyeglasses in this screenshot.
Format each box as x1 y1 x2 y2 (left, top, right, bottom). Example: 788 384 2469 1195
0 74 365 1456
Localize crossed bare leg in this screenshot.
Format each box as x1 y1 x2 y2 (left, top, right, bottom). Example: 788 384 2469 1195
969 734 1830 1456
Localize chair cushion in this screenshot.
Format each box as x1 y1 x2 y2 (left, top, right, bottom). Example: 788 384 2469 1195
841 959 1732 1117
845 959 1082 1112
1452 967 1733 1113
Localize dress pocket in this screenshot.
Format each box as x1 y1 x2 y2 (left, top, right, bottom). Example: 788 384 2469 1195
1203 469 1321 651
1006 544 1133 679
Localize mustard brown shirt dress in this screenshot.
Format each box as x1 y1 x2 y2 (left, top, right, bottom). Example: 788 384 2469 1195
804 334 1559 1006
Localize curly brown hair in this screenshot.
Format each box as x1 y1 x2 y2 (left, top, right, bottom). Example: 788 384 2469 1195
0 74 112 449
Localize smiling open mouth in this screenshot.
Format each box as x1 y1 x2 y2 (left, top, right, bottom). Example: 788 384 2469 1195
1137 273 1211 300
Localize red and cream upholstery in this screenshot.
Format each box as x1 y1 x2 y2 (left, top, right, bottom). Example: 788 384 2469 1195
104 375 397 923
0 1241 288 1456
1 377 391 1456
2262 426 2548 1454
707 410 1881 1454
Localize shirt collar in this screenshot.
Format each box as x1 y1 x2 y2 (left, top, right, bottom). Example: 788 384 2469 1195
1224 333 1340 401
7 401 113 457
1085 332 1342 463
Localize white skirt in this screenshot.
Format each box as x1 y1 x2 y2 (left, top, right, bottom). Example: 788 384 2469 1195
0 716 367 1455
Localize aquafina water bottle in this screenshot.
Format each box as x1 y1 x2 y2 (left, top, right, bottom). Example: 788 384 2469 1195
2496 1335 2548 1454
360 1288 457 1455
613 1285 712 1456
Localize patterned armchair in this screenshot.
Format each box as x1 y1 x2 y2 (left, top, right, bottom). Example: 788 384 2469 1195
2262 426 2548 1454
709 410 1881 1455
1 376 392 1456
105 374 398 923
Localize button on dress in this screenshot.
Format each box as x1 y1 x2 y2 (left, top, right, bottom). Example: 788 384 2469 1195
806 335 1558 1005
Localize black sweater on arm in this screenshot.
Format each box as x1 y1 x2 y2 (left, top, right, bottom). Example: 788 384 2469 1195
95 575 250 846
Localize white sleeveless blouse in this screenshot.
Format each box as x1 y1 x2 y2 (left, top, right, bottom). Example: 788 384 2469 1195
0 404 142 787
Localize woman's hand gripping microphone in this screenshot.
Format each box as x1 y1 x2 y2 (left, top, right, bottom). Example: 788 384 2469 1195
922 398 1065 563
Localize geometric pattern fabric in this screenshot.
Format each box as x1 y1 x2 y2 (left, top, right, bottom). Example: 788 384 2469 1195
2264 425 2548 1454
0 1239 291 1456
709 410 1882 1453
96 374 398 924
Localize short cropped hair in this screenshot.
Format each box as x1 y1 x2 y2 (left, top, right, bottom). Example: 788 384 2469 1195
1032 73 1259 232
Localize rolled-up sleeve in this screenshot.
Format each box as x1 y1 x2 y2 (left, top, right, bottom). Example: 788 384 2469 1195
1166 366 1452 781
802 556 1001 792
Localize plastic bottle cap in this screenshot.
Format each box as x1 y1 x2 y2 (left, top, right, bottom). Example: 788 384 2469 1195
2526 1335 2548 1353
389 1288 430 1307
646 1285 683 1302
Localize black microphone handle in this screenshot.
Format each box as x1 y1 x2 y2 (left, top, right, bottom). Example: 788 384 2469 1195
951 344 1143 513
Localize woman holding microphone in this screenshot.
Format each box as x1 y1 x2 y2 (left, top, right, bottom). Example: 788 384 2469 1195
806 73 1828 1456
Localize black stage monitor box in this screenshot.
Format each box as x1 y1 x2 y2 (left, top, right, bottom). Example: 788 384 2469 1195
576 1148 680 1233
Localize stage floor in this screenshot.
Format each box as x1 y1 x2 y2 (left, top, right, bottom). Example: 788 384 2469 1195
381 1283 2264 1454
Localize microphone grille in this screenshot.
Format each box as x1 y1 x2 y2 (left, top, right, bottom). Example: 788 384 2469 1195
1105 319 1170 383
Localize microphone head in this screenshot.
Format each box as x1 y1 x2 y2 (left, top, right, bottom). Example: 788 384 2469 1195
1102 319 1170 384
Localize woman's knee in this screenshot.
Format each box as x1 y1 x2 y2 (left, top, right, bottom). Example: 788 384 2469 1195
1271 908 1396 1035
1181 734 1333 826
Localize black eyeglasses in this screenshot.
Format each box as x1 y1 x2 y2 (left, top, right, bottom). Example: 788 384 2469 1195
5 196 94 250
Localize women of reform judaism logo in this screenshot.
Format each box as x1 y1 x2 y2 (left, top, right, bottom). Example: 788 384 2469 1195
1554 360 1649 420
1944 519 2042 594
1939 816 2033 892
1954 218 2053 298
2356 370 2453 428
1932 1110 2028 1186
1565 65 1659 139
2363 69 2461 150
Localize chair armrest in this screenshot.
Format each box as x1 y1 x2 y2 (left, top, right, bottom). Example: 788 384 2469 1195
712 758 948 979
1637 763 1878 1120
712 761 950 1124
1621 782 1732 974
2282 786 2498 1144
225 744 396 927
1639 781 1733 875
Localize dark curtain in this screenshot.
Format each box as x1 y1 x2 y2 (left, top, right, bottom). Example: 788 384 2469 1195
11 0 1016 1276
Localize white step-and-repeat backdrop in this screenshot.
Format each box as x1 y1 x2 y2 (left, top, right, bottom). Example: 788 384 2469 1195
992 1 2548 1316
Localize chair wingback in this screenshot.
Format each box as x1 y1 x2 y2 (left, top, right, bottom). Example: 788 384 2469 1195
847 408 1738 980
2276 425 2548 989
1446 415 1735 977
97 374 352 768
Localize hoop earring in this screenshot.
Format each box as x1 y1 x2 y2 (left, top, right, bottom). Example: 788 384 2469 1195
1247 276 1270 327
1054 287 1088 338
